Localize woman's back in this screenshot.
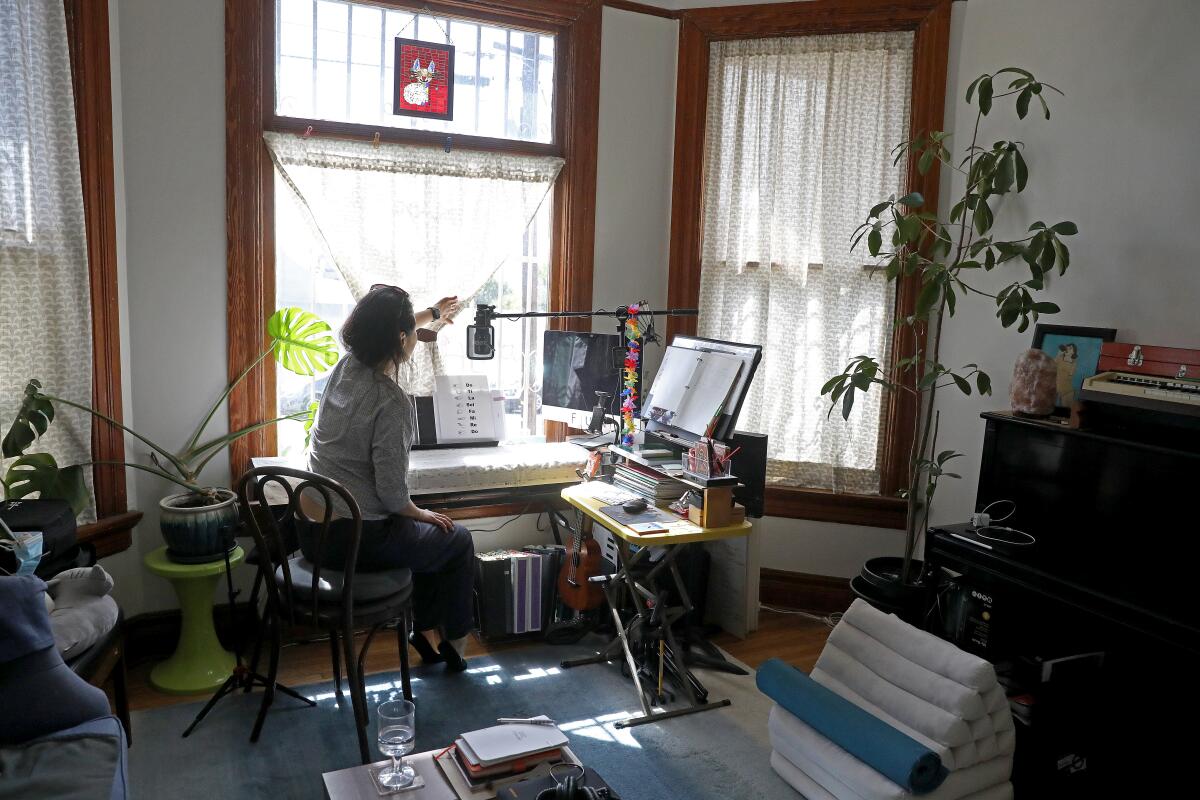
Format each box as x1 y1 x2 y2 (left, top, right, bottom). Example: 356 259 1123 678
309 355 415 519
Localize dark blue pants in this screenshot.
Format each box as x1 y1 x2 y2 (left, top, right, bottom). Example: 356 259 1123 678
300 515 475 640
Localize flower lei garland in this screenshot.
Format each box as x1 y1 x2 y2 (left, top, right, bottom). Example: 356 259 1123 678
621 303 643 446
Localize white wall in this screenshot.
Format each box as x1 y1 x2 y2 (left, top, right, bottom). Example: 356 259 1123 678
929 0 1200 525
591 7 679 385
115 0 230 614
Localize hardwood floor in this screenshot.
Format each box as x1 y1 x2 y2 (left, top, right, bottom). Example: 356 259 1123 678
125 609 832 713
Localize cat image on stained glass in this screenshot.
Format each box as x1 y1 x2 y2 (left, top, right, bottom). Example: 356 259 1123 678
403 58 436 107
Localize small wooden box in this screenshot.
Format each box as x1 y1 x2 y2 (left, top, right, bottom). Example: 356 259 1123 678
686 488 743 528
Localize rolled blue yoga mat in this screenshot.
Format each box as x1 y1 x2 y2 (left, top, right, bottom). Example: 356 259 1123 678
757 658 947 794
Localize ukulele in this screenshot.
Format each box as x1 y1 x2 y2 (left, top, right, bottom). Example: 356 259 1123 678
557 518 605 612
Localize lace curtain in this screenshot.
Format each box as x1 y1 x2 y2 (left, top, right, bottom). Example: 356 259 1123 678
698 32 913 495
264 132 563 395
0 0 94 517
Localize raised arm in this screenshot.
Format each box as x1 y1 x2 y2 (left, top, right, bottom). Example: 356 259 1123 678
414 296 459 328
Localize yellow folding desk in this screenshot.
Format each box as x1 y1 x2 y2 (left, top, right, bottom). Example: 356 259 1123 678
558 482 753 728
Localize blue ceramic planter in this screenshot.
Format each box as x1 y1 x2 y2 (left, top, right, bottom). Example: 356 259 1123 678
159 490 240 563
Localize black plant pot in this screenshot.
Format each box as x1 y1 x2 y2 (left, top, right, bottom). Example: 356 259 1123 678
159 489 240 564
853 557 932 625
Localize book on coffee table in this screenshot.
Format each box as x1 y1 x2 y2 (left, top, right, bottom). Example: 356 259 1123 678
434 745 581 800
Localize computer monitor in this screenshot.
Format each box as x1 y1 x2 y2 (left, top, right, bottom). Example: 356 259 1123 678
540 330 638 429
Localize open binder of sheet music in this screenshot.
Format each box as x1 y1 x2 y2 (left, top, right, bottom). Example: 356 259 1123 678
434 375 498 443
641 346 743 437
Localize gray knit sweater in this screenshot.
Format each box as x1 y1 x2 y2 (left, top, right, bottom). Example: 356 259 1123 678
308 356 415 520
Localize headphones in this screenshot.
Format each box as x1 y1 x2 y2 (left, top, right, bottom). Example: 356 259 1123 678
535 765 610 800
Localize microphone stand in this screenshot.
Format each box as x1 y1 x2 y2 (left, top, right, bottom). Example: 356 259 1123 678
468 304 699 446
181 524 315 741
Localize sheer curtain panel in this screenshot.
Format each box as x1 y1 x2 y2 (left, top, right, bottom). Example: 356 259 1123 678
0 0 95 517
698 31 913 495
264 132 563 394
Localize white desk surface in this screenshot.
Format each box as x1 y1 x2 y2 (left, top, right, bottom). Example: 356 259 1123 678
253 441 586 497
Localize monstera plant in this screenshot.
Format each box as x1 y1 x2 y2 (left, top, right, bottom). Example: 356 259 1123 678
821 68 1077 607
3 308 339 561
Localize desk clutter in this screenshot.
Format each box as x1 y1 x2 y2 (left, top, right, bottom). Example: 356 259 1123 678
431 718 618 800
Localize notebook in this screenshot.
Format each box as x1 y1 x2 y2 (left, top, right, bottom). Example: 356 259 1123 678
459 721 568 766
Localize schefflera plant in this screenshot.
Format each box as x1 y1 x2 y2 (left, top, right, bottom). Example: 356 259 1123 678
821 68 1078 583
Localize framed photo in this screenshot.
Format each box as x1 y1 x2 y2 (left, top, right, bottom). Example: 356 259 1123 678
393 38 454 121
1031 324 1118 413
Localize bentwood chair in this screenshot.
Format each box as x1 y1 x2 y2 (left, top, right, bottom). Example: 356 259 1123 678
236 466 414 764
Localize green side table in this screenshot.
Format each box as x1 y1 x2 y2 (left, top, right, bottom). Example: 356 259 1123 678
143 545 245 694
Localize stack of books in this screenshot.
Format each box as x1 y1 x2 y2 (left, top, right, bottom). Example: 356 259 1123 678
438 719 571 794
613 461 686 505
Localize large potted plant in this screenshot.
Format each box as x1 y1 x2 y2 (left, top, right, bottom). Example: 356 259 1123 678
820 69 1077 616
2 308 338 561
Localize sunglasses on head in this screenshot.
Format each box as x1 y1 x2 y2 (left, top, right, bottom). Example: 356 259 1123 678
369 283 409 296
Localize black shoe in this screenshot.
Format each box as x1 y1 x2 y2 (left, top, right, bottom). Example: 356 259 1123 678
409 631 444 665
439 641 469 673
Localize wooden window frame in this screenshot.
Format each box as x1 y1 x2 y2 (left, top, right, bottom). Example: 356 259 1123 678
63 0 142 555
225 0 602 480
665 0 952 529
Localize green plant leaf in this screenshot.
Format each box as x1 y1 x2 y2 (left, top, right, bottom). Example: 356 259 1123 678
1038 95 1050 119
978 76 994 115
995 67 1035 80
268 308 340 376
965 74 984 103
869 201 891 219
841 387 856 421
1014 150 1029 191
977 371 992 395
1051 221 1078 235
820 375 845 395
995 153 1015 193
897 192 924 209
953 374 971 395
3 380 53 458
916 279 941 318
3 454 89 515
1016 86 1032 119
1033 301 1061 313
1054 240 1070 273
919 148 935 175
868 228 882 256
973 199 994 235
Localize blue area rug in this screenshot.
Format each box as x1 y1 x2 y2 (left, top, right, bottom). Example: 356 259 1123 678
128 636 797 799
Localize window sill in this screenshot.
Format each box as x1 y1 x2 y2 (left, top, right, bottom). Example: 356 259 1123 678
764 487 906 529
78 510 143 559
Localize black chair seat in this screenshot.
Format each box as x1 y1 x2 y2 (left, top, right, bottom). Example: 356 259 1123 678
277 557 413 605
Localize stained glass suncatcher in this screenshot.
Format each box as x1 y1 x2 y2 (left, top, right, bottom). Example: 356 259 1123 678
393 38 455 121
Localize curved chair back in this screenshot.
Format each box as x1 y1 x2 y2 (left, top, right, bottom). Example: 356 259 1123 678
235 466 362 629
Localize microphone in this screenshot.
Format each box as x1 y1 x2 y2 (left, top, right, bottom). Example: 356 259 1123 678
466 304 495 360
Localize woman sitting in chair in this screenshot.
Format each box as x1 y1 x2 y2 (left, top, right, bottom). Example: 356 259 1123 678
305 284 472 671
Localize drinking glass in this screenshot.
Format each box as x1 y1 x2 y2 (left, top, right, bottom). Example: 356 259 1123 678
376 698 417 789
